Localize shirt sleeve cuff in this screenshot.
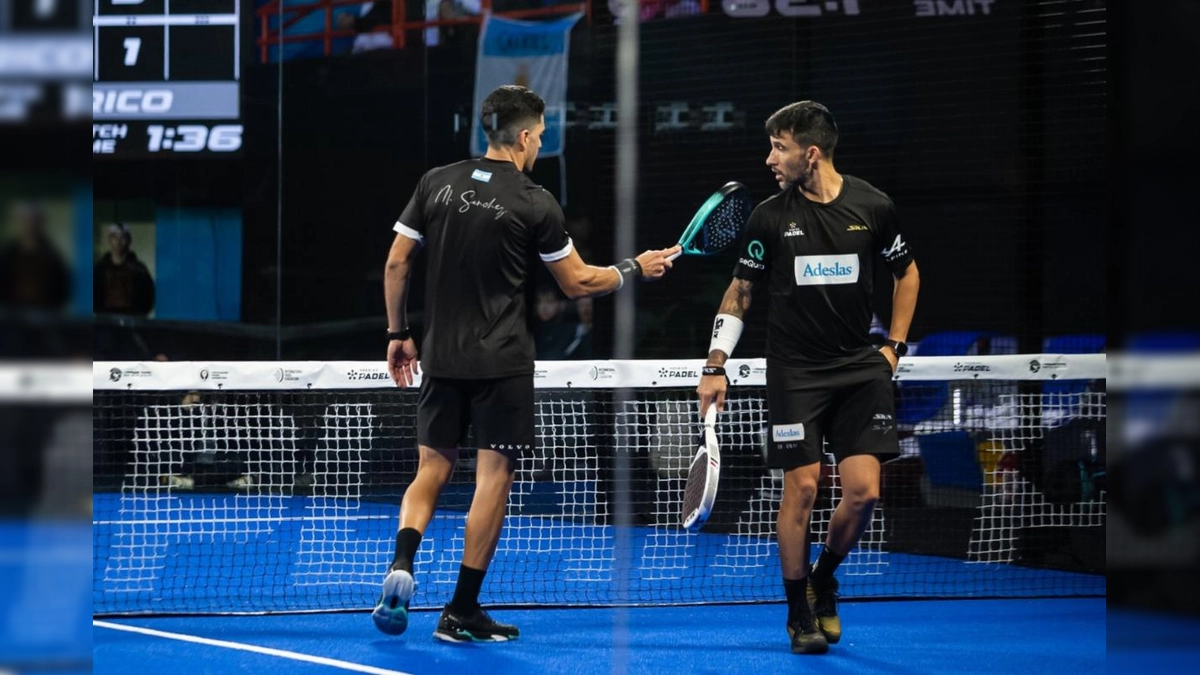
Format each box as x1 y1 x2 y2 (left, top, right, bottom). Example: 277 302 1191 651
539 238 574 263
393 221 424 245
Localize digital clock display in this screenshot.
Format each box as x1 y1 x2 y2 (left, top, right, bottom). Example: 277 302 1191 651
92 122 244 156
92 0 244 159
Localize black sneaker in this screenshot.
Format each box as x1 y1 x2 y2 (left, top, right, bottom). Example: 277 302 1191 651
807 575 841 644
434 605 519 643
787 610 829 655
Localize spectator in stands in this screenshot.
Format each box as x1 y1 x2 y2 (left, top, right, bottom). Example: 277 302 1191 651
434 0 476 44
93 223 155 316
534 288 594 360
158 391 262 492
337 2 394 53
0 201 70 311
534 286 576 359
564 296 593 359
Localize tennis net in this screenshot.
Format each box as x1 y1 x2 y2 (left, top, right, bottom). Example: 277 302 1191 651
93 354 1105 615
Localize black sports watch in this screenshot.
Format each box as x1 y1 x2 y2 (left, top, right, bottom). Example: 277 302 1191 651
885 339 908 357
388 328 411 342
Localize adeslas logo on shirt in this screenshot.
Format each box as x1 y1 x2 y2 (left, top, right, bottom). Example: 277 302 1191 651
772 423 805 442
794 254 860 286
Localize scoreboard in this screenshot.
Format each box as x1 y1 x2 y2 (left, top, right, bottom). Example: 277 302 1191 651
92 0 243 158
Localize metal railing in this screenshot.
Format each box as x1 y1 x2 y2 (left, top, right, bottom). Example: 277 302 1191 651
255 0 597 61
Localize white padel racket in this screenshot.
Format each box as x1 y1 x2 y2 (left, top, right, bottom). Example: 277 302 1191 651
681 404 721 532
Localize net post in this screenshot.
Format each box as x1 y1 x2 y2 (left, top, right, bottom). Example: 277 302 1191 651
613 1 639 672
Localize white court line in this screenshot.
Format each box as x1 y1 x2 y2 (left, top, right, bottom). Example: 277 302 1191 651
94 620 415 675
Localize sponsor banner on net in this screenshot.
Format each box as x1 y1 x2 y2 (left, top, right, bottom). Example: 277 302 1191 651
588 364 617 382
609 360 700 388
891 354 1105 382
321 362 411 389
94 361 168 390
728 359 768 385
345 368 391 383
197 367 231 385
656 365 700 384
0 364 91 403
93 355 1107 390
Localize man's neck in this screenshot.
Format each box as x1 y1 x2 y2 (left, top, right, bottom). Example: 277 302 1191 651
483 146 523 170
111 251 129 265
798 164 843 204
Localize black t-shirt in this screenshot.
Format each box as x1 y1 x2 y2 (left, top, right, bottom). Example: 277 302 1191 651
396 158 573 379
732 174 914 371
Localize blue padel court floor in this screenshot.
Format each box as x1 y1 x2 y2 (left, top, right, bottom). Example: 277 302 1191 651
92 493 1105 614
95 598 1105 674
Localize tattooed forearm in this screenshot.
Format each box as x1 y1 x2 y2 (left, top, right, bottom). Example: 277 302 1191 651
718 278 753 319
707 279 754 367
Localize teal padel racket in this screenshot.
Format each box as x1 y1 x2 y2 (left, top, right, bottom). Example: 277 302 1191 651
667 182 754 261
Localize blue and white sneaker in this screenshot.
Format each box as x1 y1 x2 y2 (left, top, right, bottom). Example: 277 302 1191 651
372 569 415 635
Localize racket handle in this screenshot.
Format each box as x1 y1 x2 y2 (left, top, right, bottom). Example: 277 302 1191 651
667 250 682 261
703 403 718 427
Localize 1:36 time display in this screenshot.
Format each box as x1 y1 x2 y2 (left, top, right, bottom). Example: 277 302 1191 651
147 124 243 153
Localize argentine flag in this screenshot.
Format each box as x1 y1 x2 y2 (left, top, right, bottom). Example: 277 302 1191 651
471 12 583 158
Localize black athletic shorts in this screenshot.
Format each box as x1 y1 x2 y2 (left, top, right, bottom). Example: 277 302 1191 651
766 350 900 470
416 374 535 454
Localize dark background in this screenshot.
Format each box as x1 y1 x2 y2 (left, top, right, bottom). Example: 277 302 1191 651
92 1 1106 361
69 0 1200 630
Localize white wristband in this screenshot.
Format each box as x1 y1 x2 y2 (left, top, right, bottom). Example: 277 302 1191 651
709 313 744 358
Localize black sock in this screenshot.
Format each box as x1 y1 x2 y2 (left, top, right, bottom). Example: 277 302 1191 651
449 565 487 614
391 528 423 574
783 577 809 622
811 546 845 582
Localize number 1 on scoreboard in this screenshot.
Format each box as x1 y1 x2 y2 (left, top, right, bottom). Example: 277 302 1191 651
122 37 141 66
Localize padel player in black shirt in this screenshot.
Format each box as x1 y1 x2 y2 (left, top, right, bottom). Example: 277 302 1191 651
377 85 679 642
397 156 571 380
697 101 920 654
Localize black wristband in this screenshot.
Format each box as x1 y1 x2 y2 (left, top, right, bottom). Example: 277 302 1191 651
702 366 726 376
388 328 411 342
611 258 642 290
615 258 642 277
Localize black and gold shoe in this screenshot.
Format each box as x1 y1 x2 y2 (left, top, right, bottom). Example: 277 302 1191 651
807 575 841 644
787 610 829 655
434 605 519 643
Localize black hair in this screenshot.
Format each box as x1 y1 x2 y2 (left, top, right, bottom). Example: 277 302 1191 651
480 85 546 147
765 101 839 158
106 222 132 241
